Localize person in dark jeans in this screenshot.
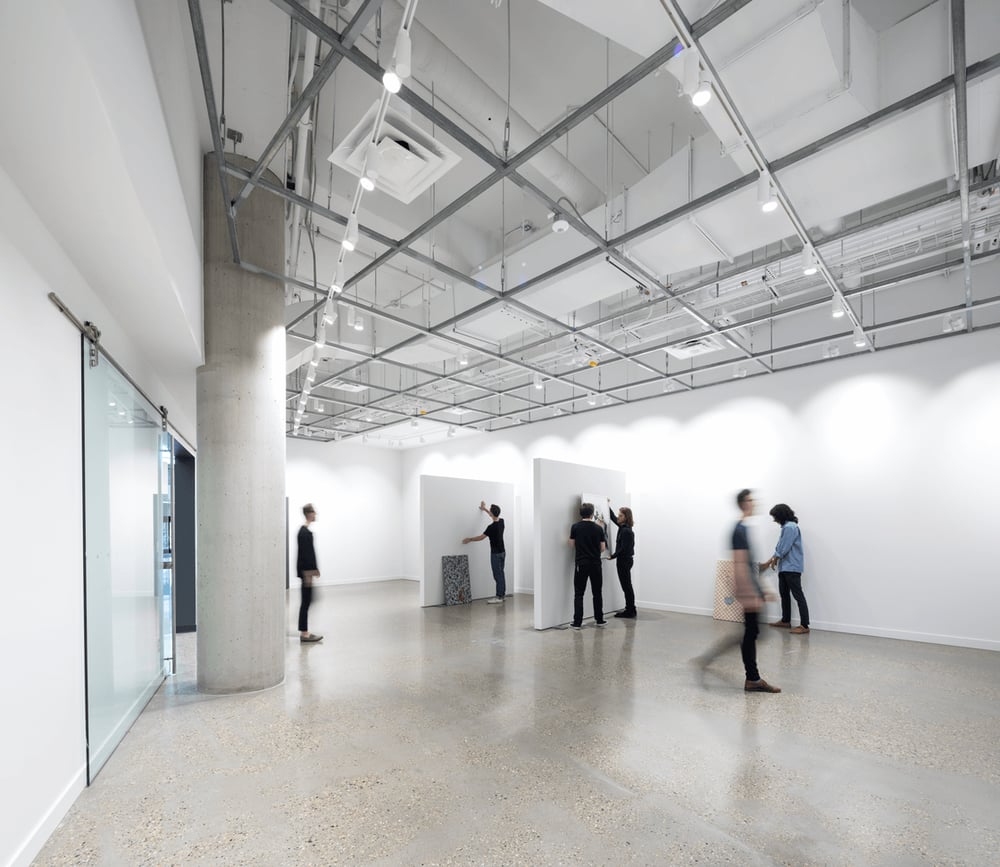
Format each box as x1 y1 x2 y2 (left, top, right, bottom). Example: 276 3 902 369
761 503 809 634
462 501 506 603
569 502 607 629
296 504 323 643
694 489 780 693
607 499 636 618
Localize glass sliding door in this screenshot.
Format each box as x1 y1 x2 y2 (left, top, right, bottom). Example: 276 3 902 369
82 341 169 780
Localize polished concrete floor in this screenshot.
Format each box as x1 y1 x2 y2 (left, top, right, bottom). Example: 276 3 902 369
36 580 1000 866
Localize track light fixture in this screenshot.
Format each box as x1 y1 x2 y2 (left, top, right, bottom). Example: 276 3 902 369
447 425 456 437
757 173 778 213
343 214 359 252
802 247 818 276
459 352 469 366
330 264 345 295
587 393 597 406
314 326 326 348
383 27 411 93
533 373 543 390
551 212 570 233
360 143 381 192
681 47 713 108
353 313 364 332
831 297 845 318
853 330 867 348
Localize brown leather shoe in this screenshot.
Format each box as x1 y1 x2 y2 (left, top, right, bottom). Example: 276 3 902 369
790 626 810 634
744 679 781 693
769 620 791 628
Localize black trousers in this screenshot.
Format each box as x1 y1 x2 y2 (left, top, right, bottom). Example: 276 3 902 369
573 559 604 626
741 609 760 682
778 571 809 627
700 607 761 681
616 556 636 614
298 583 313 632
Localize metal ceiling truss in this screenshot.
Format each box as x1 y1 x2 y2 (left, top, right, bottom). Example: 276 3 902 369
186 0 1000 442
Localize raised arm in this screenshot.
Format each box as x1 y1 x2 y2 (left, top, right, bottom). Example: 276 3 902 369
607 499 620 526
479 500 501 523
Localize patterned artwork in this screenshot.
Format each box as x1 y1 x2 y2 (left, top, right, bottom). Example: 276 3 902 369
442 555 472 606
713 559 743 622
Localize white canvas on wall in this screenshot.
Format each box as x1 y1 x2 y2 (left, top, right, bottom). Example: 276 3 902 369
533 459 628 630
420 476 515 607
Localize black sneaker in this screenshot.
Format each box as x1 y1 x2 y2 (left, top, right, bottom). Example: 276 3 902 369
614 611 637 619
595 620 607 627
569 623 582 630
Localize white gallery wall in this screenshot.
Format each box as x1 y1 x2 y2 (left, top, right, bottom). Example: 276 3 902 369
401 324 1000 651
286 438 405 586
0 2 204 863
533 459 628 629
419 476 515 605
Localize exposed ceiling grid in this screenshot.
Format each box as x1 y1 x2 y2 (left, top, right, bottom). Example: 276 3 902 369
186 0 1000 447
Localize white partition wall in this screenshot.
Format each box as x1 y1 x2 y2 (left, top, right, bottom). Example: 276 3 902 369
533 459 628 629
420 476 515 606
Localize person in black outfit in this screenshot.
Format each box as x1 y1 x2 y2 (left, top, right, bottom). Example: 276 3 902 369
568 502 607 629
462 501 506 603
296 503 323 643
607 499 636 618
693 490 779 692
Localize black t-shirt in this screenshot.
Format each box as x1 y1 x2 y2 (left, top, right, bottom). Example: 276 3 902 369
483 518 505 553
732 519 763 598
570 519 606 562
296 525 317 577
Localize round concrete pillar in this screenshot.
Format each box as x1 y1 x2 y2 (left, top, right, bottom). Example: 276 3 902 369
197 154 286 693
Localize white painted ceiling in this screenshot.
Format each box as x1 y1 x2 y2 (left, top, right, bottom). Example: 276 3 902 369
182 0 1000 446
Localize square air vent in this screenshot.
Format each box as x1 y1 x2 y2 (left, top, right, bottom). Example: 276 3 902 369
329 103 461 204
328 380 369 393
665 335 724 360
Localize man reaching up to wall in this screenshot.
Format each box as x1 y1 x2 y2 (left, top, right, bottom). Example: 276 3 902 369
463 501 506 604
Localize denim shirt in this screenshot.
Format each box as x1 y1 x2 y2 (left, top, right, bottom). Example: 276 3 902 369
773 522 804 573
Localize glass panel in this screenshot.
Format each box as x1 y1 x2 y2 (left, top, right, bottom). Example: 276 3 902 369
159 433 174 674
83 343 166 779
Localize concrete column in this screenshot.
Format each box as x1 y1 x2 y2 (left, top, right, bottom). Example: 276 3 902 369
197 154 286 693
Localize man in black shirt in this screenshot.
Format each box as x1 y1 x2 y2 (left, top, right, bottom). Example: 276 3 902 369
462 501 506 603
568 502 607 629
296 504 323 643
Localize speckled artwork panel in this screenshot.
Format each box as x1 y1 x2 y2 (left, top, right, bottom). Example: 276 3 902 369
442 555 471 605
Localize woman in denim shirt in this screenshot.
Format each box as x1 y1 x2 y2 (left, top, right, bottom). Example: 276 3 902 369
762 503 809 634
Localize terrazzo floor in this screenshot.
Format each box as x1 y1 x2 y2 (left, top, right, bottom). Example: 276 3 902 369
35 580 1000 866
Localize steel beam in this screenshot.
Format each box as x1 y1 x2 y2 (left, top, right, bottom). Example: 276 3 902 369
950 0 973 328
234 0 383 207
187 0 240 262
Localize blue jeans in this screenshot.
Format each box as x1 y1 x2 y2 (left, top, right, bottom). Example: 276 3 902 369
490 551 506 598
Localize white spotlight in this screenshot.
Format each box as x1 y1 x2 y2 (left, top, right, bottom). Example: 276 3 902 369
315 326 326 348
587 393 597 406
343 215 359 252
533 373 543 390
757 173 778 213
854 331 867 348
459 352 469 367
681 48 713 108
691 74 712 108
831 297 845 318
382 27 411 93
360 143 381 192
802 248 818 276
330 264 345 295
447 426 456 437
551 212 570 233
353 314 364 332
